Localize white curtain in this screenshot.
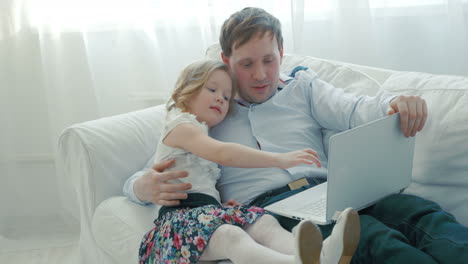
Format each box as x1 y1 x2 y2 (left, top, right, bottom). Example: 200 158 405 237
1 0 467 251
294 0 468 76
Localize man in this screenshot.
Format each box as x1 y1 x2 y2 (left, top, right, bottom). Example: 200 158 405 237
125 7 468 263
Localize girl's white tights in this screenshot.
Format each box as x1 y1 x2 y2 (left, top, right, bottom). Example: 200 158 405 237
199 214 297 264
243 214 296 255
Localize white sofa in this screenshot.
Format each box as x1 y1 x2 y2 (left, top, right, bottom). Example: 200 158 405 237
58 44 468 264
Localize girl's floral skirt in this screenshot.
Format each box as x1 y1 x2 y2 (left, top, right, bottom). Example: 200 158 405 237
139 203 265 264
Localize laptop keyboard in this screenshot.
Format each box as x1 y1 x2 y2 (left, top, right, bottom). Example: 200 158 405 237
296 197 326 217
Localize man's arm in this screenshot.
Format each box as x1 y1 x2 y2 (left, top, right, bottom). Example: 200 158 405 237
123 159 192 206
300 71 427 137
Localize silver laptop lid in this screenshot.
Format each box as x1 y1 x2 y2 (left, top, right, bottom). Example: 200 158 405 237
326 113 416 221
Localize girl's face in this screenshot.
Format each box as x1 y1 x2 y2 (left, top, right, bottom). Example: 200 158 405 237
187 70 232 127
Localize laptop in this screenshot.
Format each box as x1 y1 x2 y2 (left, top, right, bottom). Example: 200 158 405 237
265 113 416 225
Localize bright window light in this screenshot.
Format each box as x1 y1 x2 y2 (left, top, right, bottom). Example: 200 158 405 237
369 0 444 9
26 0 214 31
25 0 465 30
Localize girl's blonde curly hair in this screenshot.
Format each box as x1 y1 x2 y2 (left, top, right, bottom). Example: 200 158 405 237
167 60 237 115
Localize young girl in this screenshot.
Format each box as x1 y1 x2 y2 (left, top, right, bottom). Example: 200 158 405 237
139 60 360 264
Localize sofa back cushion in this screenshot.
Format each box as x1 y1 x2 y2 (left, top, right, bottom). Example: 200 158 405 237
381 72 468 224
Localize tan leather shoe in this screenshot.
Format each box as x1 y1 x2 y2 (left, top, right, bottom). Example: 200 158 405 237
320 208 360 264
294 219 323 264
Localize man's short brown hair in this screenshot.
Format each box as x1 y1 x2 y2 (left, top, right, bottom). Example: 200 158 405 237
220 7 283 57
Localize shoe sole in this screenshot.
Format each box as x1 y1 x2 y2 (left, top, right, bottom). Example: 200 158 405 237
298 221 322 264
338 209 360 264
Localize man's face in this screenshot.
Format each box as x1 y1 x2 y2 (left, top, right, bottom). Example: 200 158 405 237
222 33 283 104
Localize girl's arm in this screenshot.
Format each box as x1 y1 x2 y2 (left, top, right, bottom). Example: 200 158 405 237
164 123 321 169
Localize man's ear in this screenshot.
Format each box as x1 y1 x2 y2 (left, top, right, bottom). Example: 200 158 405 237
221 52 230 68
279 45 284 64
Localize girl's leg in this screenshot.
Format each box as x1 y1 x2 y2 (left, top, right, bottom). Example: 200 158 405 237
243 214 296 254
199 224 294 264
243 214 322 264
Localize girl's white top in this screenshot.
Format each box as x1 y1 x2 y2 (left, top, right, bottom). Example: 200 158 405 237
154 107 221 202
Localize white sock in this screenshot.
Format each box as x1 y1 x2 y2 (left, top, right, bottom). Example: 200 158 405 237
199 224 295 264
243 214 296 255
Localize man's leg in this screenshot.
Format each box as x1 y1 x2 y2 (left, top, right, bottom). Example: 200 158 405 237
363 193 468 264
272 209 434 264
252 190 438 264
350 215 438 264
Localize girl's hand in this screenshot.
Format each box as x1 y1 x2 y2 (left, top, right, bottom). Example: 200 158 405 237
223 199 243 207
275 148 321 169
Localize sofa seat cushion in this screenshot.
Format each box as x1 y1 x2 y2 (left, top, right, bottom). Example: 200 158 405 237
92 196 158 263
381 72 468 225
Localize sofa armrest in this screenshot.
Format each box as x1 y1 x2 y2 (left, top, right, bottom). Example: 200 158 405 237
57 104 167 263
58 105 166 211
